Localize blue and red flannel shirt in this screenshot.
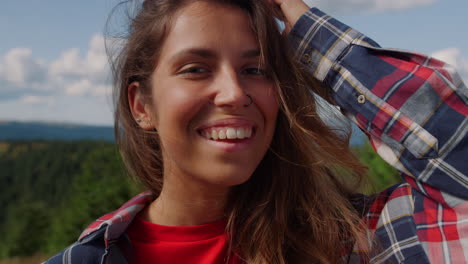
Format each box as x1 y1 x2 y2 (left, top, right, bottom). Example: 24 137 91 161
45 7 468 264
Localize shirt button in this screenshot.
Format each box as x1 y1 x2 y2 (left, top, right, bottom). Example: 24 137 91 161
302 53 312 64
357 94 366 104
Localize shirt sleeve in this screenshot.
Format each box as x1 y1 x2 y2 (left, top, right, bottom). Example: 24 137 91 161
288 7 468 204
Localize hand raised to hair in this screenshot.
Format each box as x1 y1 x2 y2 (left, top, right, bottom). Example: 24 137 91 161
269 0 310 35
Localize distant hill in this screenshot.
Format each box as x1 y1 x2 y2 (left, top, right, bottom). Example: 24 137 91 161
0 121 114 141
0 120 366 145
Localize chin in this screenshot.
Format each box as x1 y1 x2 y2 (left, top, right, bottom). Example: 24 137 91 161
196 165 256 188
211 171 254 187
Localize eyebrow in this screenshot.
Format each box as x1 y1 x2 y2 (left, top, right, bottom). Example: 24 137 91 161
169 48 261 63
241 49 261 58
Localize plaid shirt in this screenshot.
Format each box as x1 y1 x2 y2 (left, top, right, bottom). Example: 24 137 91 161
45 7 468 264
289 7 468 263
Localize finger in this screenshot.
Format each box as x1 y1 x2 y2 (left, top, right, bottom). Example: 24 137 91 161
271 4 286 21
272 0 286 5
277 0 310 32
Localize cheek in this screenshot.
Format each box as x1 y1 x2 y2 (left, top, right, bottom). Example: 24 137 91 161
254 85 279 124
152 82 207 134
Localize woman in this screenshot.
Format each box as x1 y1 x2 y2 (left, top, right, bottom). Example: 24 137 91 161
45 0 468 263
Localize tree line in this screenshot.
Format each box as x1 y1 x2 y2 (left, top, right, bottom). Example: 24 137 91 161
0 140 399 260
0 141 141 259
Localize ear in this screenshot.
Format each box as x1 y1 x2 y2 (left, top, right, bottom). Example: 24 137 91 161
128 82 155 130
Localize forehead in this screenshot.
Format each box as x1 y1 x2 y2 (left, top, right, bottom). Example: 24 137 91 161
159 1 259 59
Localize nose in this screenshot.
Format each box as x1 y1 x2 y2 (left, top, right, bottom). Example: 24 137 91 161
212 69 248 109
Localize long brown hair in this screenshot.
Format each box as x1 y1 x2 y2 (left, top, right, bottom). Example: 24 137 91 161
108 0 370 263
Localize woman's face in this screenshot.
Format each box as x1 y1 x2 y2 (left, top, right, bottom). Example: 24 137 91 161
146 2 278 188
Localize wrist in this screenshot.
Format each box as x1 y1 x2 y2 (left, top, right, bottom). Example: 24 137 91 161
281 0 310 27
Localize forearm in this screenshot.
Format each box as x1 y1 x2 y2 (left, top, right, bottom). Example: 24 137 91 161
288 7 468 201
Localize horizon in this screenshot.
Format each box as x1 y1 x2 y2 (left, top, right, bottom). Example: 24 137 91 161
0 119 366 146
1 0 467 125
0 119 113 127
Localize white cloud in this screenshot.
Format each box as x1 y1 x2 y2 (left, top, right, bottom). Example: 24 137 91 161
87 35 108 78
0 34 111 99
0 48 47 87
0 34 113 124
0 94 113 125
65 79 110 97
431 48 468 71
47 34 110 96
305 0 435 14
431 48 468 85
49 35 108 84
49 48 85 78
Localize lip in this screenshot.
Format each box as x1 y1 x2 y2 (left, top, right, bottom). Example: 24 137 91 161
196 118 256 131
196 118 257 152
198 131 256 152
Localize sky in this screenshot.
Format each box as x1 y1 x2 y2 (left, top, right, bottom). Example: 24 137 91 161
0 0 467 125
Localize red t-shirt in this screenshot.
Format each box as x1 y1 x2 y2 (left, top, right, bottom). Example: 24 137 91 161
127 216 240 264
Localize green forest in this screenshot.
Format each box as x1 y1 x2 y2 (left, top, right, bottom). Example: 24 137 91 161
0 141 142 263
0 140 399 263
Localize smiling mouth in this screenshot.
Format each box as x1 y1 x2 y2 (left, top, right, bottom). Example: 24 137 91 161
198 126 254 141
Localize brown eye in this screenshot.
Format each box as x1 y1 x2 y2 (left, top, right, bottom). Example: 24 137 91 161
181 67 209 74
242 68 267 76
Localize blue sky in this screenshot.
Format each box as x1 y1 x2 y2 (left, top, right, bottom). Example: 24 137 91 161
0 0 467 125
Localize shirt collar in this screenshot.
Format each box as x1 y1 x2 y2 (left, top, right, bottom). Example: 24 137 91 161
78 191 155 248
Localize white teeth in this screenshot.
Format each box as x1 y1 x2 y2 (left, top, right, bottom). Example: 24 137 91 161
218 130 227 139
245 128 252 138
201 127 253 140
226 128 236 139
211 130 218 140
236 128 245 139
